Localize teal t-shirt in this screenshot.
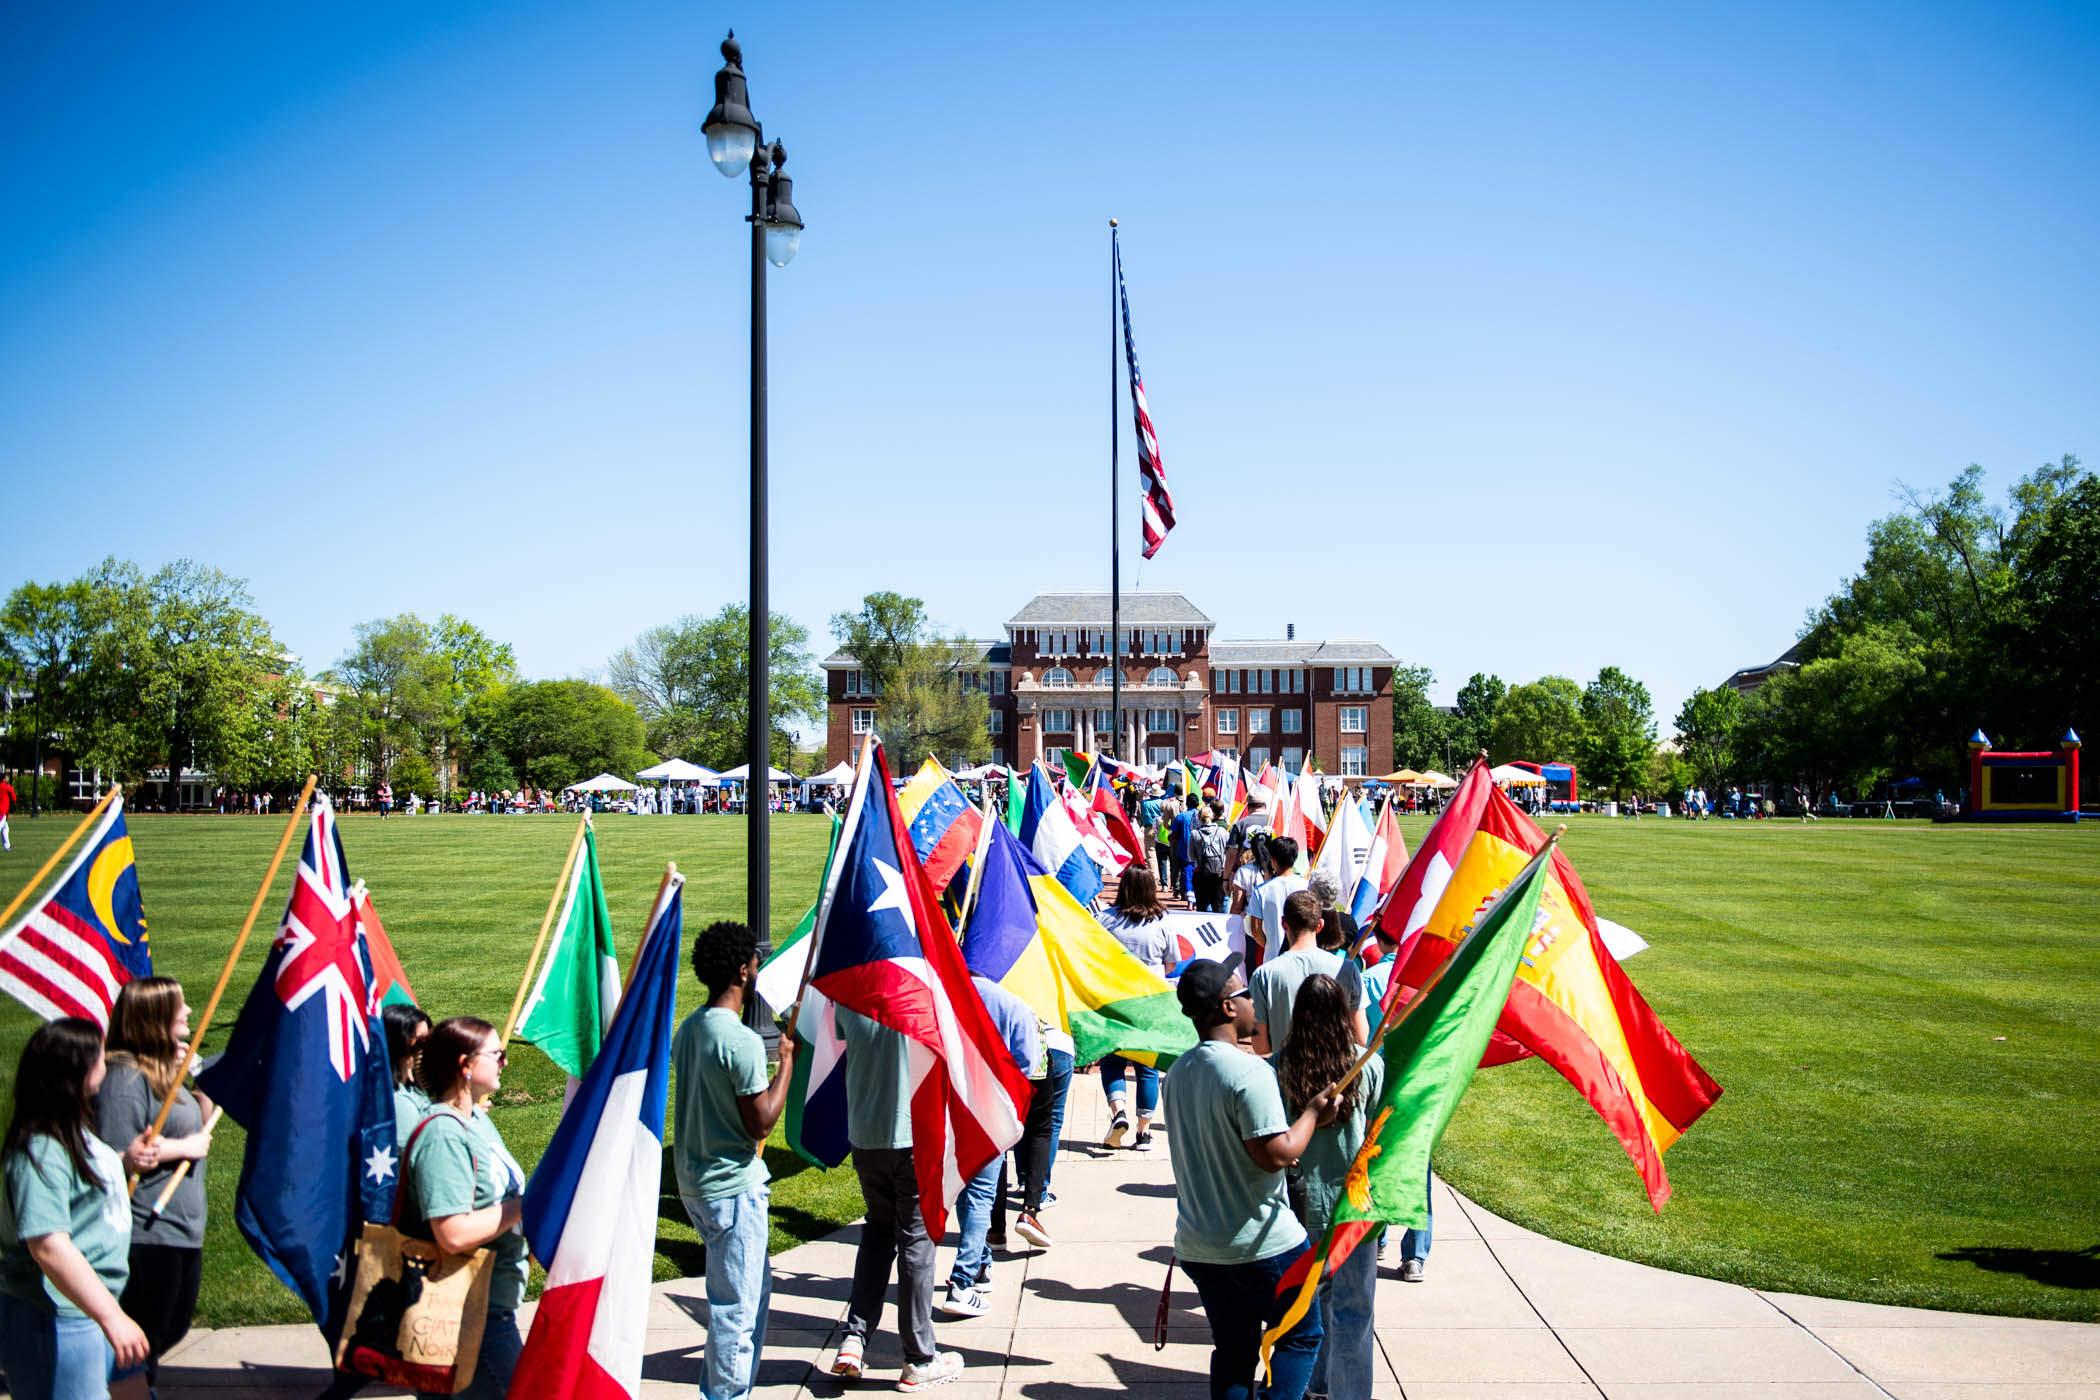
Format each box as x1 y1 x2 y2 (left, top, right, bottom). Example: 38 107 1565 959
0 1134 131 1316
672 1007 771 1203
405 1108 528 1313
1162 1041 1307 1265
393 1083 432 1150
836 1006 913 1151
1250 948 1364 1063
1287 1049 1384 1234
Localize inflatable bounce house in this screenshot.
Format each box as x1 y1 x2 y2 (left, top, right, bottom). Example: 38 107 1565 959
1959 729 2081 822
1507 760 1579 803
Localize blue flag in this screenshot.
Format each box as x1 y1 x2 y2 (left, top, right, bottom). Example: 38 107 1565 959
196 799 396 1333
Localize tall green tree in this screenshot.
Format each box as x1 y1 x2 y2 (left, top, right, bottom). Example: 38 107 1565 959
1673 685 1744 796
0 578 103 814
607 605 821 772
1578 666 1656 798
829 593 988 768
474 680 648 792
1390 664 1451 771
328 615 444 789
1742 626 1924 797
1489 676 1586 766
1449 672 1506 768
431 615 518 795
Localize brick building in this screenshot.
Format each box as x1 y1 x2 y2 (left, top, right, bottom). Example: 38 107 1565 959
821 591 1395 780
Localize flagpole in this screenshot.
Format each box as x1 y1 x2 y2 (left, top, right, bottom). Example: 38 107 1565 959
503 812 591 1047
132 772 317 1194
147 1105 222 1220
1109 218 1123 765
787 730 877 1021
626 861 680 988
0 784 120 939
1325 827 1564 1099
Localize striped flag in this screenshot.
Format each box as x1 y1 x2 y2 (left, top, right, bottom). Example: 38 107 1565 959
1115 229 1176 559
0 795 150 1029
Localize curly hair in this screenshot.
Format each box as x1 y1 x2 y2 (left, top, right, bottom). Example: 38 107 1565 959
1276 974 1360 1122
691 920 760 998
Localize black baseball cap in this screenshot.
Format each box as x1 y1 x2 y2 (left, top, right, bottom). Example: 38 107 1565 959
1177 958 1240 1017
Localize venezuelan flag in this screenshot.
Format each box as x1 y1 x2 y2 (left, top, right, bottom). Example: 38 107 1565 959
963 820 1192 1067
897 758 985 895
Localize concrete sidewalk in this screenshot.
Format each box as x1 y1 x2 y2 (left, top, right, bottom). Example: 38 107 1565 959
159 1085 2099 1400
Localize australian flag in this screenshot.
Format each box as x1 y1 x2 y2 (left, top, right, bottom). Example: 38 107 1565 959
196 796 397 1335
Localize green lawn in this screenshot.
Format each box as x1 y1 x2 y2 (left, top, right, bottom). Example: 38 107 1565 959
1 808 2095 1325
0 810 864 1327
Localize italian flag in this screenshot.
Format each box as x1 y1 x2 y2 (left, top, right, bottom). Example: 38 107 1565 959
516 824 621 1081
1259 832 1558 1377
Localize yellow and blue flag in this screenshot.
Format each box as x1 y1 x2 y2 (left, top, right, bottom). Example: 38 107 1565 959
0 794 149 1029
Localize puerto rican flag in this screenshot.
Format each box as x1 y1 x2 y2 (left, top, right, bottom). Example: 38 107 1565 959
808 740 1029 1243
513 869 684 1400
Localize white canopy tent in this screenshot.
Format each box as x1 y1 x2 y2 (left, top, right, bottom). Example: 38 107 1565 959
636 758 720 785
565 773 639 793
718 762 795 783
951 763 1006 781
1489 764 1548 786
1414 770 1459 789
806 761 856 788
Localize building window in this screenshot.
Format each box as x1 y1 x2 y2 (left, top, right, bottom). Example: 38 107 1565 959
991 670 1007 694
1149 745 1178 766
1339 706 1368 733
1216 745 1239 762
1147 708 1175 732
1090 629 1110 655
1216 708 1238 735
1214 667 1236 694
1282 747 1305 774
844 669 881 696
1289 668 1304 693
1044 709 1073 733
1248 709 1271 735
992 745 1005 766
1147 630 1176 655
1048 746 1070 768
1280 709 1303 734
1147 666 1177 686
851 708 875 734
988 710 1003 734
1093 708 1114 731
1342 746 1369 777
1249 746 1271 769
1334 666 1373 694
1043 667 1074 687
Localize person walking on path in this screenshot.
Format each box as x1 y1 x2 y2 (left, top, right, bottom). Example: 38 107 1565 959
376 782 392 820
93 979 217 1389
1275 974 1382 1400
0 774 15 852
1095 869 1172 1151
1192 802 1232 913
1164 961 1334 1400
943 975 1043 1318
1153 798 1178 890
1172 798 1202 902
404 1017 530 1400
673 921 799 1400
1250 892 1366 1063
831 1007 961 1390
0 1017 155 1400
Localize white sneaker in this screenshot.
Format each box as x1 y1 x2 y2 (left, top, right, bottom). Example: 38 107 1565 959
938 1284 987 1319
1106 1111 1131 1148
897 1351 963 1391
832 1335 866 1378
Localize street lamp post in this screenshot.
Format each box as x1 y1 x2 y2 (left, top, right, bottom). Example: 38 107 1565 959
705 31 804 1025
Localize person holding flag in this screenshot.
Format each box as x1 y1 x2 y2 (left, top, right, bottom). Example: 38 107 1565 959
1164 960 1335 1400
671 920 798 1400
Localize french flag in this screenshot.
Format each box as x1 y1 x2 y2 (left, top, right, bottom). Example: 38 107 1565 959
511 869 685 1400
1019 764 1104 905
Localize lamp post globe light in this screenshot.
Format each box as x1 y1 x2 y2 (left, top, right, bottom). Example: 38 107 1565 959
705 30 805 1030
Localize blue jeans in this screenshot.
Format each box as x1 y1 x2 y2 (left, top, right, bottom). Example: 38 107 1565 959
684 1185 775 1400
422 1307 522 1400
1043 1049 1073 1191
0 1294 115 1400
1401 1169 1432 1262
1310 1241 1376 1400
947 1157 1001 1292
1180 1241 1323 1400
1100 1054 1159 1118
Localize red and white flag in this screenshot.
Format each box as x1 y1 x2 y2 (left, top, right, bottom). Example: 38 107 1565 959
1116 230 1176 559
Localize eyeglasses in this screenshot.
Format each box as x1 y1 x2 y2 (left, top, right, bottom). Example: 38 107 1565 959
1227 988 1253 1002
474 1048 509 1067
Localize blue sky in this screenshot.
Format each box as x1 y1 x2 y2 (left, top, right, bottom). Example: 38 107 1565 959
5 1 2096 737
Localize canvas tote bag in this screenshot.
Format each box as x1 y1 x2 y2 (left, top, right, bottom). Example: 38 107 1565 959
335 1109 497 1393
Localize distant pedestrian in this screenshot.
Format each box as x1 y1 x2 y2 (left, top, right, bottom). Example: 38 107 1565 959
376 782 392 820
1192 802 1231 913
0 774 14 852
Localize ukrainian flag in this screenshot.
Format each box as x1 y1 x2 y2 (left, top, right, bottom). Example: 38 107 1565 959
963 820 1192 1067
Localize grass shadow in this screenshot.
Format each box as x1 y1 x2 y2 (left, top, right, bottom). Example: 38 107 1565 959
1938 1244 2100 1289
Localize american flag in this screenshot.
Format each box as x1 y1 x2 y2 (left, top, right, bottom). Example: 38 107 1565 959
1115 231 1176 559
0 794 151 1029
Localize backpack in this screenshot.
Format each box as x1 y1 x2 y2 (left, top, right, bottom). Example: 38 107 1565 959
1195 823 1229 875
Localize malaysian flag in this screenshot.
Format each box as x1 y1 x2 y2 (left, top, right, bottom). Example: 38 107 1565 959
1115 229 1176 558
0 793 150 1029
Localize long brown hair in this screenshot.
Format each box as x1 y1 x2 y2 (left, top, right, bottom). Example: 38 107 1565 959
1276 974 1361 1122
416 1016 497 1099
106 975 186 1101
1114 867 1166 922
5 1018 106 1189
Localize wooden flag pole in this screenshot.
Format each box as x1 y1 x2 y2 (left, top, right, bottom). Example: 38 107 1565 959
0 784 120 939
147 1105 223 1220
1325 827 1564 1100
502 812 591 1047
787 732 877 1023
130 774 316 1195
627 862 680 988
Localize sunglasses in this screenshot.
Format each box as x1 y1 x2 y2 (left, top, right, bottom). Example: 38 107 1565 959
474 1048 509 1067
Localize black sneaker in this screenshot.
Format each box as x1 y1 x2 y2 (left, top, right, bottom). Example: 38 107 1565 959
1106 1111 1131 1148
1133 1129 1155 1152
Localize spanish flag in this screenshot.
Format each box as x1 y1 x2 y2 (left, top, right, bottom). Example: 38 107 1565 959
1397 782 1723 1209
